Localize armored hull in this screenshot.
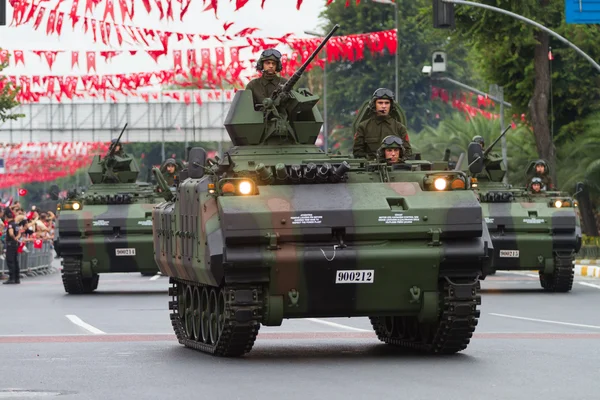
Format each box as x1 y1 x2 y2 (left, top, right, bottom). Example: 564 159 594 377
57 182 163 294
479 185 581 291
153 145 492 356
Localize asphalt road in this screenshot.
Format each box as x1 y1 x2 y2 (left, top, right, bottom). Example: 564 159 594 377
1 260 600 400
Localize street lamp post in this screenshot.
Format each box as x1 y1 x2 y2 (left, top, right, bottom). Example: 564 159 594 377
304 30 329 152
372 0 399 99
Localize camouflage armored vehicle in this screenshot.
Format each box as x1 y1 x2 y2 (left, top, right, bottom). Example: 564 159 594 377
152 25 493 357
56 126 164 294
465 134 582 291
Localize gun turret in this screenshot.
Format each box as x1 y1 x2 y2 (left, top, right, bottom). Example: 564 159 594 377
87 123 140 184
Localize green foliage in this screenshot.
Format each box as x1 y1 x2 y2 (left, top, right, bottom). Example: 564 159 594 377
316 0 478 134
452 1 600 143
557 112 600 195
0 49 25 123
412 113 537 185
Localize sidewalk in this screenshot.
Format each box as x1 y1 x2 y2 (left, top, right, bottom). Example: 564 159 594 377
575 259 600 279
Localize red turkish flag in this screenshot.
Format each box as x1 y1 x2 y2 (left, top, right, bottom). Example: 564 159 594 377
173 50 182 69
17 242 26 254
56 12 65 35
186 49 196 67
18 188 27 196
200 48 210 65
235 0 250 10
34 239 43 249
215 46 225 66
45 51 58 69
103 0 115 21
0 49 8 64
46 9 57 34
33 6 46 30
71 51 79 68
230 47 240 64
86 51 96 73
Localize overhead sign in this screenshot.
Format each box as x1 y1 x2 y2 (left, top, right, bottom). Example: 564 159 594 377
566 0 600 24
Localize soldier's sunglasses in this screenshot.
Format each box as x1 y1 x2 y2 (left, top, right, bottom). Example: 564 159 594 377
382 136 403 147
373 88 395 100
262 49 282 59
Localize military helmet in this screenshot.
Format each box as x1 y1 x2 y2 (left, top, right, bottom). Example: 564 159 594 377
372 87 395 101
531 177 543 186
534 159 548 169
256 48 283 72
472 135 485 147
377 135 404 161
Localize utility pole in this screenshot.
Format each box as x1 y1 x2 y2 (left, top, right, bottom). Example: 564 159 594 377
304 30 329 152
371 0 399 99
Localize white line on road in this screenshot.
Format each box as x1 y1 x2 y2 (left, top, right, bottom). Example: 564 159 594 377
525 273 539 278
65 315 106 335
150 274 160 281
578 282 600 290
306 318 371 332
490 313 600 330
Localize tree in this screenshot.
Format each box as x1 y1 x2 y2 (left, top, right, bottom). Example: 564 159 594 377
316 0 479 136
452 1 600 185
0 48 25 123
412 113 537 185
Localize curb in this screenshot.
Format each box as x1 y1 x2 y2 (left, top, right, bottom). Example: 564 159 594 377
574 264 600 279
575 259 599 265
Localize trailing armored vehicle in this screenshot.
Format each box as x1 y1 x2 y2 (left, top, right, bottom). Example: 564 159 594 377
56 126 164 294
151 25 493 357
465 132 582 291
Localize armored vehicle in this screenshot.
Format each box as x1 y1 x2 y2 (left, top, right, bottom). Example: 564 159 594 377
465 135 582 291
56 126 164 294
152 26 492 357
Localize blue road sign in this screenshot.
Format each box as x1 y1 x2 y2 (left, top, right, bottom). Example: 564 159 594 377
566 0 600 24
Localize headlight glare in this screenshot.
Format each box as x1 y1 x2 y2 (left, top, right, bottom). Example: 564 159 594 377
238 180 253 195
434 178 447 191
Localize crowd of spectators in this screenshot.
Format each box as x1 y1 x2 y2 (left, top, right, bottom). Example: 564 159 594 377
0 201 57 281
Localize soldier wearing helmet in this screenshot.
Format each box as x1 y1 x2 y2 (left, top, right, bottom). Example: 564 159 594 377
472 135 485 150
377 135 405 164
160 158 180 187
246 48 288 108
530 176 544 194
353 88 411 160
109 138 125 157
530 159 554 190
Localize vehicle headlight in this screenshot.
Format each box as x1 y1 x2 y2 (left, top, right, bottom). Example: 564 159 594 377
238 180 253 195
72 202 81 210
434 178 447 191
554 200 562 208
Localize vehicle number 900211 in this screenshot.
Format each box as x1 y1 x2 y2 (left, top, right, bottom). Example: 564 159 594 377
335 270 374 284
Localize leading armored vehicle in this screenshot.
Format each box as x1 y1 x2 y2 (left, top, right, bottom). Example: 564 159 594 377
152 26 493 357
56 127 164 294
464 133 582 291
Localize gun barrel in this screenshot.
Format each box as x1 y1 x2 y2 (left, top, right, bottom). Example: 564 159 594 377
483 125 511 157
280 24 340 93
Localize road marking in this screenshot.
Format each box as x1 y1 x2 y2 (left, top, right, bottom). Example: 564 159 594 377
579 282 600 290
65 315 106 335
490 313 600 330
150 275 160 281
525 273 538 278
305 318 371 332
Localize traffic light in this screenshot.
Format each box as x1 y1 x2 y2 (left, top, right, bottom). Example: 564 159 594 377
433 0 455 29
0 0 6 26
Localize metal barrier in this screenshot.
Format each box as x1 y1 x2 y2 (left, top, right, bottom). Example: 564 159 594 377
0 240 57 279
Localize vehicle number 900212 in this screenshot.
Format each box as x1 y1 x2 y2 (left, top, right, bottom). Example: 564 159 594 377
335 270 374 284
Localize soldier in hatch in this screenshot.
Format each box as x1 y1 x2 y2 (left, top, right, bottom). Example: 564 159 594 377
108 138 125 157
377 135 406 165
246 48 287 108
353 88 412 160
530 177 544 194
528 159 554 190
471 134 505 182
160 158 180 187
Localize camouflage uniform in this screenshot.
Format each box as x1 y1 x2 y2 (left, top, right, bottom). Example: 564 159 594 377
246 49 288 107
160 158 180 186
353 88 411 160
